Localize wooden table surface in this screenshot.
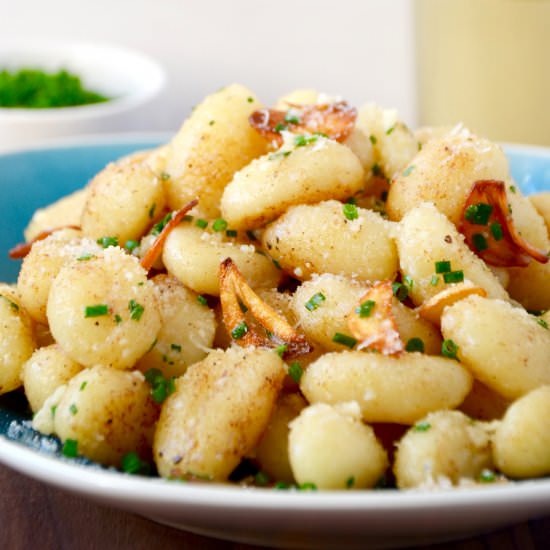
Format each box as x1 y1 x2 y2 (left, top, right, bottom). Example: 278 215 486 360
1 463 548 550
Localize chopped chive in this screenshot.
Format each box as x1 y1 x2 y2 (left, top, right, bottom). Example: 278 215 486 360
490 222 503 241
247 96 254 103
509 185 517 193
403 275 414 290
114 314 122 324
405 337 425 353
197 295 208 306
195 218 208 229
332 332 357 348
386 126 395 135
171 343 182 352
298 482 317 491
356 299 376 318
430 274 439 286
212 218 228 232
472 233 488 251
413 421 431 432
151 212 173 236
537 318 548 329
231 321 248 340
346 476 355 488
254 471 270 486
464 203 493 225
274 481 290 490
272 258 282 270
288 362 303 383
479 469 497 483
369 135 377 145
392 282 409 302
274 122 287 133
125 239 139 252
69 404 78 415
442 339 459 360
76 253 95 261
50 405 57 418
226 229 238 238
96 236 118 248
435 260 451 274
62 439 78 458
305 292 326 311
443 270 464 284
284 111 301 124
80 381 88 391
294 134 321 147
208 120 215 126
402 165 415 177
343 203 359 221
84 304 109 318
121 451 142 474
275 344 288 357
148 203 156 219
128 299 145 321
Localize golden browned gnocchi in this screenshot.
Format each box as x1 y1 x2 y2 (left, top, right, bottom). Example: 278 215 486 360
393 410 493 489
301 351 473 424
288 402 388 489
17 228 102 325
33 366 158 466
21 343 83 412
164 83 268 217
262 200 398 282
3 83 549 493
154 347 285 480
162 223 280 296
0 284 35 395
47 246 161 369
136 274 216 378
80 152 165 243
441 295 550 400
221 139 364 230
492 386 550 478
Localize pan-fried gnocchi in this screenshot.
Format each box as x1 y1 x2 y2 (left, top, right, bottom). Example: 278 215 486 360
3 83 550 493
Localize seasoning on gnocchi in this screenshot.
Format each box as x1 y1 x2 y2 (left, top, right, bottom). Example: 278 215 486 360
2 83 550 493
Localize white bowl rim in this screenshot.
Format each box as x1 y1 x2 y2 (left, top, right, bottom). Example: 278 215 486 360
0 40 166 120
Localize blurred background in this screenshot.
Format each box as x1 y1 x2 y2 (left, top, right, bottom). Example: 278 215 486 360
0 0 549 144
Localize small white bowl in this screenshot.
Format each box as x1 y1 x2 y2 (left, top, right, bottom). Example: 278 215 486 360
0 41 166 151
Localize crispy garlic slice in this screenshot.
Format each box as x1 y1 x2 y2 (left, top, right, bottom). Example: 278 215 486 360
458 180 548 267
347 280 404 356
219 257 311 358
140 199 198 272
249 101 357 146
9 225 80 259
417 282 487 327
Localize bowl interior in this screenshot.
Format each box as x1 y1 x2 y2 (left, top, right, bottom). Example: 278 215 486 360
0 139 548 283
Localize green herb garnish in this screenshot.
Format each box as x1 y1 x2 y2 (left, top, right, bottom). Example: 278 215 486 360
332 332 357 348
343 203 359 221
441 339 459 360
231 321 248 340
128 300 144 321
96 236 118 248
288 362 303 383
356 300 376 318
305 292 326 311
84 304 109 318
405 337 425 353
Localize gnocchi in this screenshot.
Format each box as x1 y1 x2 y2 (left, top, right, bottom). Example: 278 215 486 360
2 83 549 494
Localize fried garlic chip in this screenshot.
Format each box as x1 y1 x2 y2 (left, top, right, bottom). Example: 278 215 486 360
458 180 548 267
347 281 404 355
418 282 487 327
9 225 80 259
249 101 357 147
219 258 311 358
140 198 198 272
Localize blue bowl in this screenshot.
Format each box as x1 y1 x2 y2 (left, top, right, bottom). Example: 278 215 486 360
0 136 549 283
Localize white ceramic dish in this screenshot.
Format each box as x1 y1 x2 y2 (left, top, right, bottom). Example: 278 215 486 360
0 42 165 151
0 136 548 549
